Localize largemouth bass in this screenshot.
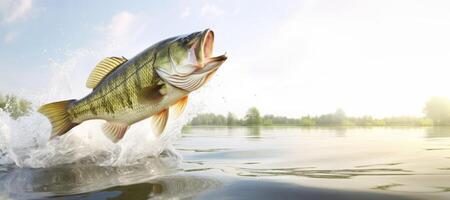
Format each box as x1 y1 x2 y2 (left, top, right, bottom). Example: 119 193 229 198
38 29 227 142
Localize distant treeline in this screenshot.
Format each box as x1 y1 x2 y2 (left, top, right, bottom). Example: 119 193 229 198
2 92 450 127
189 97 450 127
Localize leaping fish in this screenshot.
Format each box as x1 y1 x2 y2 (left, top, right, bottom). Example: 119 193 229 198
38 29 227 142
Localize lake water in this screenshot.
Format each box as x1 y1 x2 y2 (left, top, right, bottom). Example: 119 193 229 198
1 126 450 200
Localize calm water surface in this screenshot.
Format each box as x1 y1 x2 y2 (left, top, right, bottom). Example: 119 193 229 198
1 127 450 199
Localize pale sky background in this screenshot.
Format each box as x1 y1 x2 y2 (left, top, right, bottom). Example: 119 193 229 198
1 0 450 118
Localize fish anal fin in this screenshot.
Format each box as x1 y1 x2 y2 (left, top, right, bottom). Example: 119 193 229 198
171 96 188 118
38 99 79 139
150 109 169 137
102 122 129 143
86 56 128 89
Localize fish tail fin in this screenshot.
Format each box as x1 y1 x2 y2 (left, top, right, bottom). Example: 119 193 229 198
38 99 79 139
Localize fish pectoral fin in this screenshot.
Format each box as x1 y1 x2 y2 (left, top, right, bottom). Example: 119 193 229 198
86 56 128 89
171 96 188 119
150 109 169 137
137 84 165 104
102 122 129 143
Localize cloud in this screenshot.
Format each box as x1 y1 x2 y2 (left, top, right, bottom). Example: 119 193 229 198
0 0 33 24
3 31 18 43
201 4 225 17
97 10 149 55
107 11 136 39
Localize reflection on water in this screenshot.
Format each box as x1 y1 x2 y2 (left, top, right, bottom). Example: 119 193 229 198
235 167 413 179
86 175 221 200
1 127 450 200
96 182 163 200
247 126 261 137
0 152 180 198
198 179 415 200
426 126 450 138
38 175 222 200
334 127 348 137
372 183 404 190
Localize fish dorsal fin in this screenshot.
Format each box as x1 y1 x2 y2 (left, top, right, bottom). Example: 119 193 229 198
151 109 169 137
171 96 188 119
102 122 129 143
86 56 128 89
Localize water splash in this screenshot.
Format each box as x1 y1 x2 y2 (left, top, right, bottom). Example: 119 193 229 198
0 103 189 168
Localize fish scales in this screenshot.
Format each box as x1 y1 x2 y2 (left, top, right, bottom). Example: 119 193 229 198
70 52 157 121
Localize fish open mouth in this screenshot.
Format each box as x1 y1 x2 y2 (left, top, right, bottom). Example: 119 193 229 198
196 29 227 68
201 29 214 63
194 29 227 84
156 29 227 92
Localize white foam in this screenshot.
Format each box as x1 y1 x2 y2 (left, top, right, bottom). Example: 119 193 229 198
0 103 190 168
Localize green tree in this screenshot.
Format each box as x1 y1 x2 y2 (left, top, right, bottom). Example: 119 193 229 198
190 113 227 126
226 112 236 126
423 97 450 125
300 116 315 126
215 114 226 125
334 108 346 125
262 116 273 126
0 94 32 119
244 107 261 126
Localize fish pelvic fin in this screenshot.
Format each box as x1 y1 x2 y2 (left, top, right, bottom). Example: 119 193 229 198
102 122 129 143
171 96 188 119
38 99 78 139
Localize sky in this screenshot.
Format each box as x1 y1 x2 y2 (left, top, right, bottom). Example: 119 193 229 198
1 0 450 118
